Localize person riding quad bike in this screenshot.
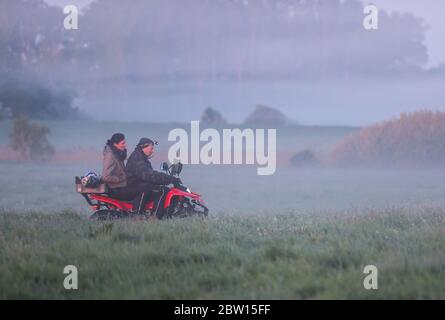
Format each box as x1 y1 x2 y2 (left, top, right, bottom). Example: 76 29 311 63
102 133 149 206
126 137 181 218
102 133 128 191
78 134 207 220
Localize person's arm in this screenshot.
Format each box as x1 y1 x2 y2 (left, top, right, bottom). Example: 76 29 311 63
132 159 175 185
146 169 177 185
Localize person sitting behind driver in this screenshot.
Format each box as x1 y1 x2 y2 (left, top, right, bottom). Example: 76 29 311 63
125 138 180 218
102 133 128 190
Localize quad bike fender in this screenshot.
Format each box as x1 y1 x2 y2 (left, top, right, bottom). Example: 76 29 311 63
91 194 155 211
164 188 205 208
90 190 205 211
90 194 133 211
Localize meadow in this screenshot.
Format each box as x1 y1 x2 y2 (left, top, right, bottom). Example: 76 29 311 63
0 206 443 299
0 120 444 299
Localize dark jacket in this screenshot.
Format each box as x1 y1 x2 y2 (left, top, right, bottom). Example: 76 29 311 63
102 145 127 189
126 147 174 187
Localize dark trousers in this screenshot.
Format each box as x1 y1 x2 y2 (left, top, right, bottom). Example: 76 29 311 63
149 186 169 219
134 186 169 218
110 184 169 217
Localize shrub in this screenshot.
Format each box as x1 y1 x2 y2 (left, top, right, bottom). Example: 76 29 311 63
244 105 287 126
330 111 445 167
9 116 55 161
290 149 320 168
200 107 227 126
0 80 79 120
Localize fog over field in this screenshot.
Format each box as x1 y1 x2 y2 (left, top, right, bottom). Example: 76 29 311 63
1 0 444 125
0 0 444 300
1 0 445 214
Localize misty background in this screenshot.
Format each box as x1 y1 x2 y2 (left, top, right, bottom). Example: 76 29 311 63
1 0 444 126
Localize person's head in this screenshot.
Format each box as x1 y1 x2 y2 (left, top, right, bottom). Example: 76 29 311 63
108 133 126 151
137 137 155 157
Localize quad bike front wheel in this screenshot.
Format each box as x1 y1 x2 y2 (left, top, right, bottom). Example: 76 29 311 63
165 198 209 219
90 209 126 221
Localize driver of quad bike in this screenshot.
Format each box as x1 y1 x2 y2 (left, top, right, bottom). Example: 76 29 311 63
125 137 181 218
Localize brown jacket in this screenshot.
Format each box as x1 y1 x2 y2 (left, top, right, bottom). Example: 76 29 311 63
102 145 127 189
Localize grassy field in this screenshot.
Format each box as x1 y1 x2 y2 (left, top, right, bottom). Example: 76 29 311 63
0 120 444 299
3 161 445 213
0 207 443 299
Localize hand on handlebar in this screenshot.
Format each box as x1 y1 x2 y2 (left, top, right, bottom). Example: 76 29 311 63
172 177 182 185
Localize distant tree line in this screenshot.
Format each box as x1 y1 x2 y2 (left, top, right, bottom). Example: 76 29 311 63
0 0 438 89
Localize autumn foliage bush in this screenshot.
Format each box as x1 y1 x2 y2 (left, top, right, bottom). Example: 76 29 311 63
331 111 445 167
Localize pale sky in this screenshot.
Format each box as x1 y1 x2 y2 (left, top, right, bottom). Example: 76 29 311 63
45 0 445 68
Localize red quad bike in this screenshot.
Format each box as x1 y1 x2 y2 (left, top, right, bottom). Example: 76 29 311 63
76 162 208 220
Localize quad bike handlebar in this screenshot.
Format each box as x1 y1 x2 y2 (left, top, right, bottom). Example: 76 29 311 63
160 162 185 189
160 162 183 176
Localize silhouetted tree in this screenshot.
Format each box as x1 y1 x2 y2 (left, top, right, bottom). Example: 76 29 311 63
9 116 55 161
244 105 287 126
200 107 227 126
